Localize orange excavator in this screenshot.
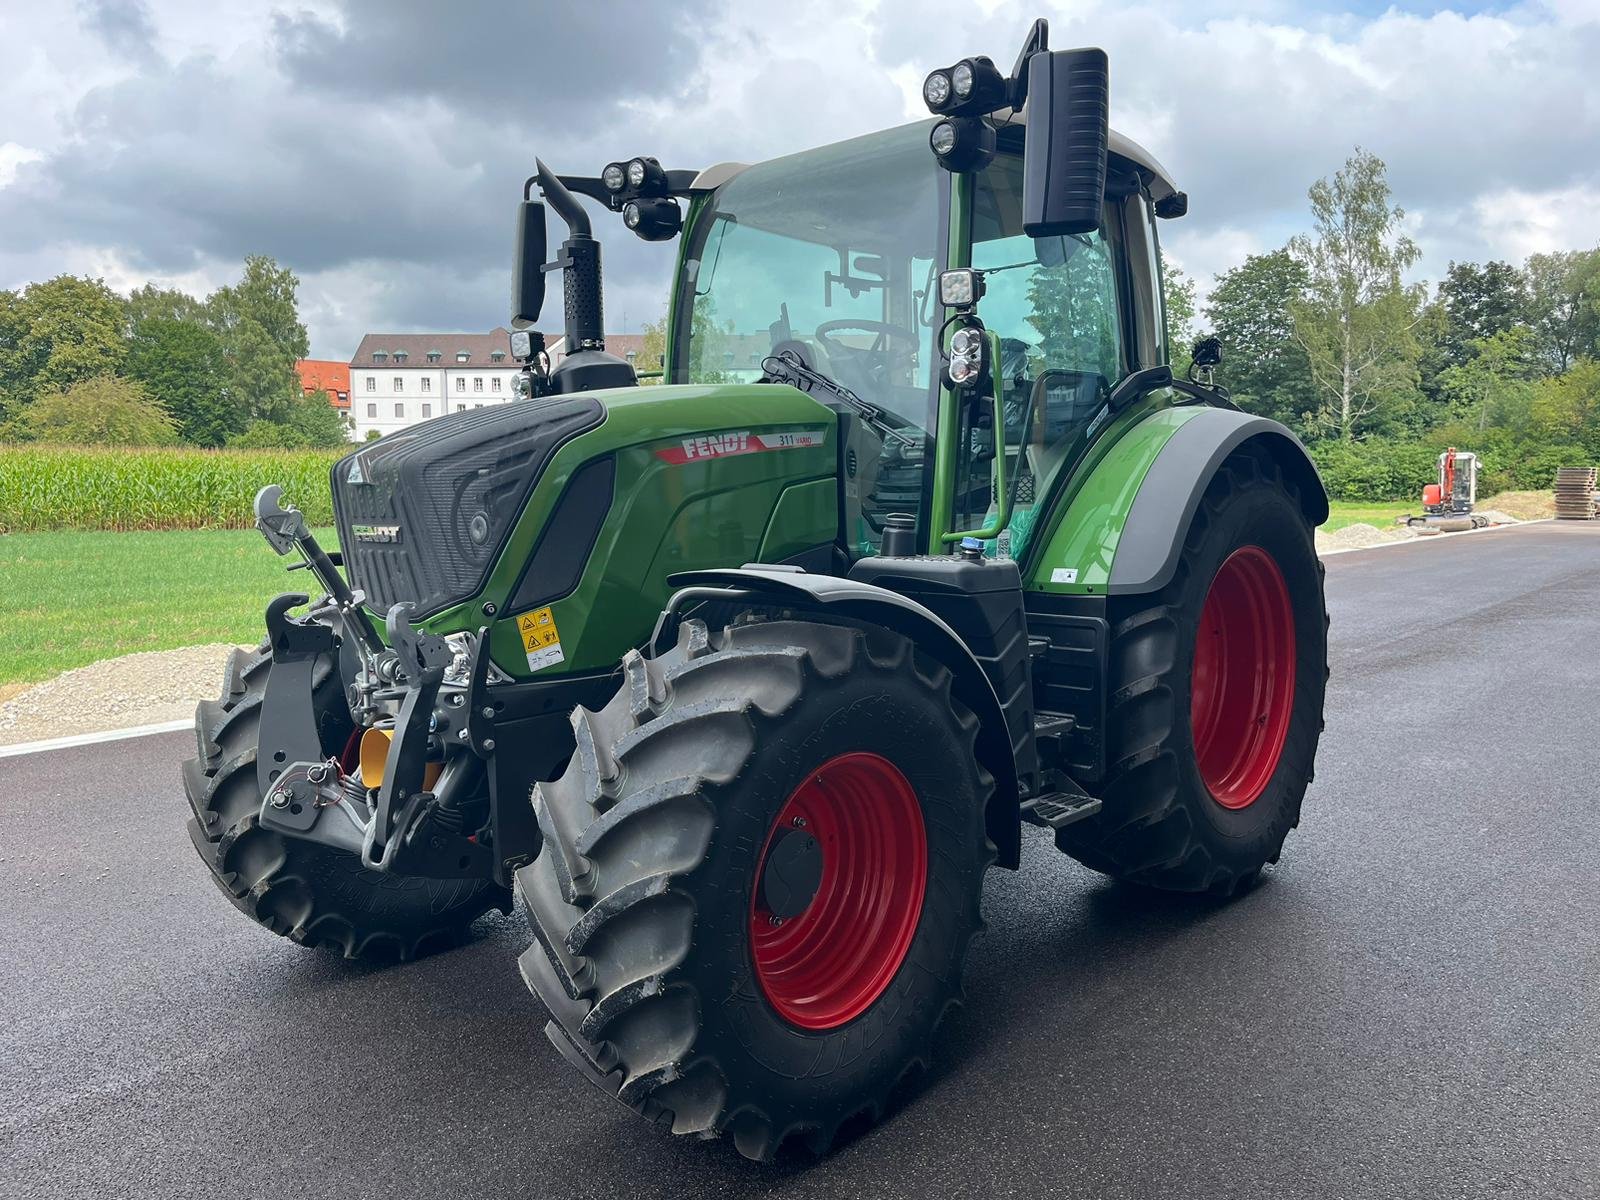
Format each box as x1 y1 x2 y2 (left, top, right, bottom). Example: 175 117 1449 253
1407 448 1488 531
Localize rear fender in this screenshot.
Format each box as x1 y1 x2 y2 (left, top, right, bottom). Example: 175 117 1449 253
661 566 1023 869
1107 411 1327 595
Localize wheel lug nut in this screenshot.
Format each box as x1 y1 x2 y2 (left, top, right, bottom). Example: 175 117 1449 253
768 915 784 927
791 816 807 828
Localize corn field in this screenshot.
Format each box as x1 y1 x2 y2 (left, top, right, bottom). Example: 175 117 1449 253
0 444 348 532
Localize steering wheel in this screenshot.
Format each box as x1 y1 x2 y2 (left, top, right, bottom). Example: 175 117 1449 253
813 319 920 398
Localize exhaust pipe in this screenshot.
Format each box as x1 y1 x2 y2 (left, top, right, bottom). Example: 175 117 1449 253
535 160 636 393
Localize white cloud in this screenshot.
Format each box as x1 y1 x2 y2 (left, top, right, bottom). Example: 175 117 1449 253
2 1 1598 358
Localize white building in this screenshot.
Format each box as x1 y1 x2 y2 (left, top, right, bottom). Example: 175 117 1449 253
348 328 523 440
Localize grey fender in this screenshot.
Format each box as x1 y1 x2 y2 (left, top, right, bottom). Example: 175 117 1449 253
1107 409 1328 596
663 565 1023 869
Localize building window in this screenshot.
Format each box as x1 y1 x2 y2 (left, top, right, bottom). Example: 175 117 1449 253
367 403 376 418
626 350 637 365
420 377 431 392
490 350 505 362
491 377 501 392
456 351 470 363
421 403 431 418
393 376 403 392
457 404 465 412
427 350 441 363
454 377 465 392
372 351 387 363
395 403 404 418
473 377 483 392
365 377 375 392
394 350 407 363
475 403 483 409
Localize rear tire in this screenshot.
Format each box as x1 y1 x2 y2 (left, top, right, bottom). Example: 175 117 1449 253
182 643 504 959
516 617 995 1161
1055 451 1328 893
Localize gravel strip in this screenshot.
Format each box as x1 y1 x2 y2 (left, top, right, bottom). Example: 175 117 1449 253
0 643 247 747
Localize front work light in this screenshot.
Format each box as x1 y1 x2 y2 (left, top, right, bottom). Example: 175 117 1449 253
939 268 986 309
929 117 996 173
924 56 1008 115
623 196 683 241
602 163 627 192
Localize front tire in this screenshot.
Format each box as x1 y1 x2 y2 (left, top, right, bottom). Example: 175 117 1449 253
182 643 504 959
516 617 995 1161
1056 451 1328 893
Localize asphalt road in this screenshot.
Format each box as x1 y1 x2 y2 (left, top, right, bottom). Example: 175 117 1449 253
5 521 1599 1200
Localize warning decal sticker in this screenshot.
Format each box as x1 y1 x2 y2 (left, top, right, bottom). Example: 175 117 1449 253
654 428 827 465
516 606 565 672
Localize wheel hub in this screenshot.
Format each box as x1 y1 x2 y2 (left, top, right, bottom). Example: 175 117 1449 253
750 752 927 1031
1190 544 1297 810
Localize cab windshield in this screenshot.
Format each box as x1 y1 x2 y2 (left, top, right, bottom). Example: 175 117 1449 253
676 123 942 552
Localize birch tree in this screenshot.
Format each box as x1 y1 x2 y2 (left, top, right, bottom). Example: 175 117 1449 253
1290 149 1425 440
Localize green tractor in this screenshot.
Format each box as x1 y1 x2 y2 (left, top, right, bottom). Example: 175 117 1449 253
183 20 1327 1160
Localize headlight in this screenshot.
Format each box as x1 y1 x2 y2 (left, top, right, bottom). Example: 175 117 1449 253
946 323 987 389
627 158 647 189
923 70 952 110
602 163 626 192
952 61 974 98
930 121 957 156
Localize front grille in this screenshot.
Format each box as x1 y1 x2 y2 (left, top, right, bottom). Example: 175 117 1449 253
331 396 606 617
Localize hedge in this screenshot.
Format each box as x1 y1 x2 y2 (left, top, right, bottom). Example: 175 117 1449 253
0 443 348 532
1309 435 1591 501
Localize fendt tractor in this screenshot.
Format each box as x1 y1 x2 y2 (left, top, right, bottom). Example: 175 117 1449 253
183 21 1329 1160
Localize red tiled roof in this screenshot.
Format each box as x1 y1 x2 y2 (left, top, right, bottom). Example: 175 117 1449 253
296 359 351 407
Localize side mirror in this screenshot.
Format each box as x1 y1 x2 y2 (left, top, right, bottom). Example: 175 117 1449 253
511 200 547 327
1022 48 1109 238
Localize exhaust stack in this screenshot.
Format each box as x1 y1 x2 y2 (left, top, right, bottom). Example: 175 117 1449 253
535 160 636 393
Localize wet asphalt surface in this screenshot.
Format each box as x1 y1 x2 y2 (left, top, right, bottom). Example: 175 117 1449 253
4 521 1599 1200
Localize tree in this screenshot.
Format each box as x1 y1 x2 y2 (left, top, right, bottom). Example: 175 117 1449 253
638 309 669 386
228 392 349 449
1530 358 1600 453
1434 260 1529 370
125 284 207 332
287 390 351 447
1289 149 1426 441
125 317 238 446
1434 327 1540 432
1204 249 1317 429
207 256 309 424
1161 258 1197 376
0 276 128 411
17 376 178 445
1525 248 1600 375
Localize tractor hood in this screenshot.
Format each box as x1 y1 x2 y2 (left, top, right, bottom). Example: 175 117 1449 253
329 383 838 631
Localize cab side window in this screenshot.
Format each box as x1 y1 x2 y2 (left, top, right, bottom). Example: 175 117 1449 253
971 152 1125 558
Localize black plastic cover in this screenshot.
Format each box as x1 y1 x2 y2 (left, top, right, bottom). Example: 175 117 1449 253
331 396 605 617
507 456 616 612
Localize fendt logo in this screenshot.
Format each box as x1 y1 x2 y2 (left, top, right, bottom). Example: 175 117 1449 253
655 428 826 465
351 524 402 543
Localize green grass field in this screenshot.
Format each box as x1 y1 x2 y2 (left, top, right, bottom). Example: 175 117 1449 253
1321 500 1411 532
0 501 1416 687
0 528 337 685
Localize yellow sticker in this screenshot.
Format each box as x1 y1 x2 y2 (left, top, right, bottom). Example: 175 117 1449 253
516 606 565 672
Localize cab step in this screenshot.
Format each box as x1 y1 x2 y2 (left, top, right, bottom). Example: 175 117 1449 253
1020 791 1102 829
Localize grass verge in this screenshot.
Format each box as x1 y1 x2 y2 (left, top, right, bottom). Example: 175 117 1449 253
0 528 335 685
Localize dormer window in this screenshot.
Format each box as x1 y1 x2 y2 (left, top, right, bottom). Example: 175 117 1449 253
490 350 506 362
626 350 637 364
372 351 388 363
426 350 441 363
456 351 470 363
393 350 408 363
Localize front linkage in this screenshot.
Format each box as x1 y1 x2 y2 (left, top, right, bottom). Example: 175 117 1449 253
249 486 535 889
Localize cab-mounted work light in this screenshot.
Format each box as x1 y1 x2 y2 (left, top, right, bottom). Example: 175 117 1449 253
929 117 996 173
623 196 683 241
923 55 1008 116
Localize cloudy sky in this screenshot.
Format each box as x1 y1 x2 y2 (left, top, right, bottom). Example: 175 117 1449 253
3 0 1598 359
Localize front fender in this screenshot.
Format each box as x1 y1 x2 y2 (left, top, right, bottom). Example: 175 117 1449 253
662 565 1023 869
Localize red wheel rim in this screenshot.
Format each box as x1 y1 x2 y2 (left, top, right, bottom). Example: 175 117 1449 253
1190 545 1297 810
750 752 927 1031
